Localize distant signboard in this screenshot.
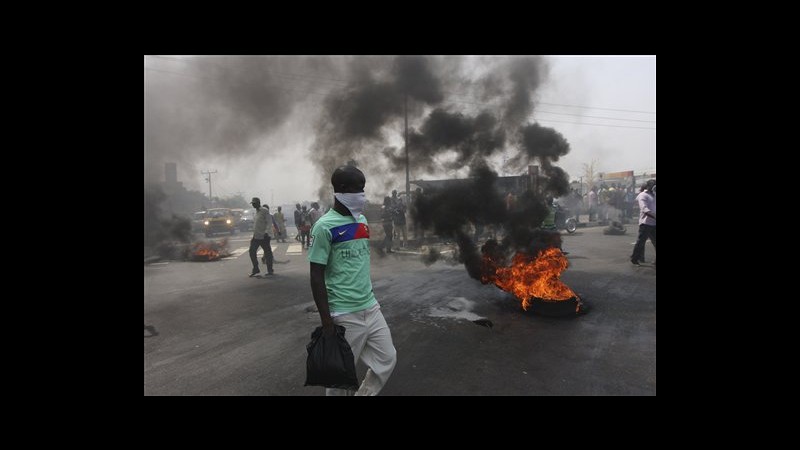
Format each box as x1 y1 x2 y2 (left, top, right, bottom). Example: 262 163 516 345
605 170 634 179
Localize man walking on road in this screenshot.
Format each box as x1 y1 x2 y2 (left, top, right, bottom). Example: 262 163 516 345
308 165 397 396
249 197 274 277
630 180 656 266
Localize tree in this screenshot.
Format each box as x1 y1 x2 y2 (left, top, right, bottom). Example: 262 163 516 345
582 159 599 193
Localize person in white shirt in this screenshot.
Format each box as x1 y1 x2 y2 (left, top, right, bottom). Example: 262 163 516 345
248 197 275 276
630 180 656 266
309 202 322 227
274 206 287 243
587 187 598 221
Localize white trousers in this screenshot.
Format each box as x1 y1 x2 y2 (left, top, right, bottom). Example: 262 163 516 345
326 304 397 396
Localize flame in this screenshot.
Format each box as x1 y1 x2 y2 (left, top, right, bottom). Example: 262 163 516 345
193 244 220 260
482 247 576 310
191 238 229 261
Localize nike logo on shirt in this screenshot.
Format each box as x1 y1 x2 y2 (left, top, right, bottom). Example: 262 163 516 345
330 223 371 243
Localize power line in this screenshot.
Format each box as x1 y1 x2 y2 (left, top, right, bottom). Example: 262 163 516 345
534 118 655 130
147 66 654 130
450 102 656 130
441 89 655 115
534 109 655 123
444 97 655 124
149 57 656 117
146 60 656 129
538 101 654 114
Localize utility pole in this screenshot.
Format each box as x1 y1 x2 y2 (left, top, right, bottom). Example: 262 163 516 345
405 94 410 201
201 170 217 205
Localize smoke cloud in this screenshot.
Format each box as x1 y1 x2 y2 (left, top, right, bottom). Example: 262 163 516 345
144 56 319 183
144 184 192 249
307 55 570 278
146 55 575 278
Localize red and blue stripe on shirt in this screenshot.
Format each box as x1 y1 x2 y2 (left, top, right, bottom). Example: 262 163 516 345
330 223 370 243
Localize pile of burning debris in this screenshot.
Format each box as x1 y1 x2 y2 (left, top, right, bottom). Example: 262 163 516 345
148 238 232 262
480 235 585 317
190 238 231 261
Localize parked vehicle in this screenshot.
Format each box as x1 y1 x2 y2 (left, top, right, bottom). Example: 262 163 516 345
204 208 237 237
238 209 255 232
554 205 577 233
230 208 244 227
191 211 206 233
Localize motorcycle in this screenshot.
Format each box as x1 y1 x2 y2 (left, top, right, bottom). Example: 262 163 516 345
554 205 578 234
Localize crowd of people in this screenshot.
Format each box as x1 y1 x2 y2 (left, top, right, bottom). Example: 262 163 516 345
247 179 652 262
556 183 638 225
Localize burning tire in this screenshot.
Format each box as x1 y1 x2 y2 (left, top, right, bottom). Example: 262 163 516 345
528 296 584 317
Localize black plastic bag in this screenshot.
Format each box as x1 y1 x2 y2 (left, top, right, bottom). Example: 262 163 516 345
304 324 359 390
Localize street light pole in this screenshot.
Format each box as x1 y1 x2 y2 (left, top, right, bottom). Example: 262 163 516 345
201 169 217 205
405 94 409 201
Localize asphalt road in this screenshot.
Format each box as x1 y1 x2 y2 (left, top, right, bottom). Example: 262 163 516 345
144 225 655 395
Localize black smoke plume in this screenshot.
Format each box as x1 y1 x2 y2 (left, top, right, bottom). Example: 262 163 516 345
303 56 570 278
309 56 555 177
310 56 446 198
504 57 547 128
144 184 192 255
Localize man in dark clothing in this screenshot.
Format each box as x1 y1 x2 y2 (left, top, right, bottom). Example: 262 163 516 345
390 190 406 247
294 203 303 243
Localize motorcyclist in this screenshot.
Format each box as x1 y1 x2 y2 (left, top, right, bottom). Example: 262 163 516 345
541 197 557 230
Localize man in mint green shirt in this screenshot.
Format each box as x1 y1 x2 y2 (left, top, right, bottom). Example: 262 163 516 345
308 165 397 396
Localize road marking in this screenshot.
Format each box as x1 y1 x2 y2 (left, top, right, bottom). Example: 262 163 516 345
223 246 279 260
229 247 249 257
286 243 303 255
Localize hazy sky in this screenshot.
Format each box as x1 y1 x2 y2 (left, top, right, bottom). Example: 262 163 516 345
536 56 655 177
144 55 655 206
